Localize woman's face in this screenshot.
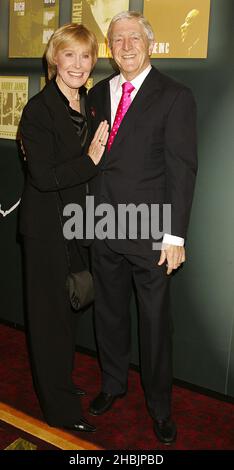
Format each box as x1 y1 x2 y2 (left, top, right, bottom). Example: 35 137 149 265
54 42 93 90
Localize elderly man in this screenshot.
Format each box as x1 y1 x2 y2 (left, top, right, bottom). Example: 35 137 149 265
88 11 197 444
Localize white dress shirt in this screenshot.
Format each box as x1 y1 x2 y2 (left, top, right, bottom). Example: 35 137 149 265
109 66 184 247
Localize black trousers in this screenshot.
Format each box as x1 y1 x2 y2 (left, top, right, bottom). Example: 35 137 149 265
92 240 173 420
23 236 83 426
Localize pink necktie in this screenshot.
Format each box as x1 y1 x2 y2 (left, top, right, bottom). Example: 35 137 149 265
107 81 135 151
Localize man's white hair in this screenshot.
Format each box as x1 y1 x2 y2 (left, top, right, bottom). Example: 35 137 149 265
107 11 155 45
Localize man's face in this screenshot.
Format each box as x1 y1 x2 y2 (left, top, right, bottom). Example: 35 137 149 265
110 18 153 80
180 9 199 44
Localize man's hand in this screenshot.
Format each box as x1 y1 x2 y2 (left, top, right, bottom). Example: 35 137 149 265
158 244 186 275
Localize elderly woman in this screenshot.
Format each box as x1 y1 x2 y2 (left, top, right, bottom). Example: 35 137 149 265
19 24 108 432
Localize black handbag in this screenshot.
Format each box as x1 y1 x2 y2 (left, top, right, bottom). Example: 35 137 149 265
66 270 94 311
54 172 94 312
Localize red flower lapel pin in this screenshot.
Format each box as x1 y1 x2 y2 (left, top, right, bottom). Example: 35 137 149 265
90 107 96 118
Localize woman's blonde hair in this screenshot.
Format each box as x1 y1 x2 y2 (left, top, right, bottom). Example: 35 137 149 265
45 23 98 79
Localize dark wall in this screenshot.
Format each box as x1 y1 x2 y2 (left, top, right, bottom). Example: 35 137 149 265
0 0 233 397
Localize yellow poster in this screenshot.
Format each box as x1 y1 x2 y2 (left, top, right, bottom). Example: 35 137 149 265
9 0 59 58
71 0 129 58
0 77 28 140
144 0 210 58
84 77 94 91
40 76 46 90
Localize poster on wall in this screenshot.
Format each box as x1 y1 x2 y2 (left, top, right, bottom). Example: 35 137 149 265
0 77 28 140
84 77 94 91
71 0 129 58
40 76 46 90
143 0 210 58
9 0 59 58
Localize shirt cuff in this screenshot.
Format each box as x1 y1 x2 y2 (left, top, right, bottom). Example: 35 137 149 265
162 233 184 246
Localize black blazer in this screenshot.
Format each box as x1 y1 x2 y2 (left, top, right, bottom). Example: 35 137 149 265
19 80 98 241
88 66 198 254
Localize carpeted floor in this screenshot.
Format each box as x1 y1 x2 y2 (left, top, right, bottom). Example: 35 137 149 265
0 323 234 450
0 420 58 450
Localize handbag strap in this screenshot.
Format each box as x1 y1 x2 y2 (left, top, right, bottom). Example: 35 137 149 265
53 170 87 271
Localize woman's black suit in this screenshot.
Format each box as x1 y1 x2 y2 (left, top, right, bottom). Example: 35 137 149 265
20 80 98 426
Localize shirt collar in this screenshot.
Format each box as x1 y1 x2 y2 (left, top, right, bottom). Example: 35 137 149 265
118 64 152 91
53 78 87 105
53 78 69 106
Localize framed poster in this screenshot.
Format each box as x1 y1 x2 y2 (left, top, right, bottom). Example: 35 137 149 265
72 0 129 58
0 76 28 140
85 77 94 91
144 0 210 58
40 76 46 90
9 0 59 58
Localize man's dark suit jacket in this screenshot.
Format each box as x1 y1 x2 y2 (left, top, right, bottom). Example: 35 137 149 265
88 66 198 254
19 80 98 241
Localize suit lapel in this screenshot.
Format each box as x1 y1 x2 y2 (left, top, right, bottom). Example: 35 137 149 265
91 73 117 126
104 82 111 126
109 67 163 151
98 75 115 126
42 80 82 157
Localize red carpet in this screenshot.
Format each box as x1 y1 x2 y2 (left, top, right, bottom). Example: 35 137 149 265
0 323 233 450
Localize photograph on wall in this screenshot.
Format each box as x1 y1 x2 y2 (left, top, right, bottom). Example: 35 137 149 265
84 77 94 91
9 0 59 58
144 0 210 58
72 0 129 58
40 76 46 90
0 77 28 140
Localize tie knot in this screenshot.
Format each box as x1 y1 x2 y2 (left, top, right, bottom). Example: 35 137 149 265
122 81 135 95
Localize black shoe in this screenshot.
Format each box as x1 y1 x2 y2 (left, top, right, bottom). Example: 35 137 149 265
63 418 96 433
154 418 177 445
74 387 86 396
89 392 120 416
